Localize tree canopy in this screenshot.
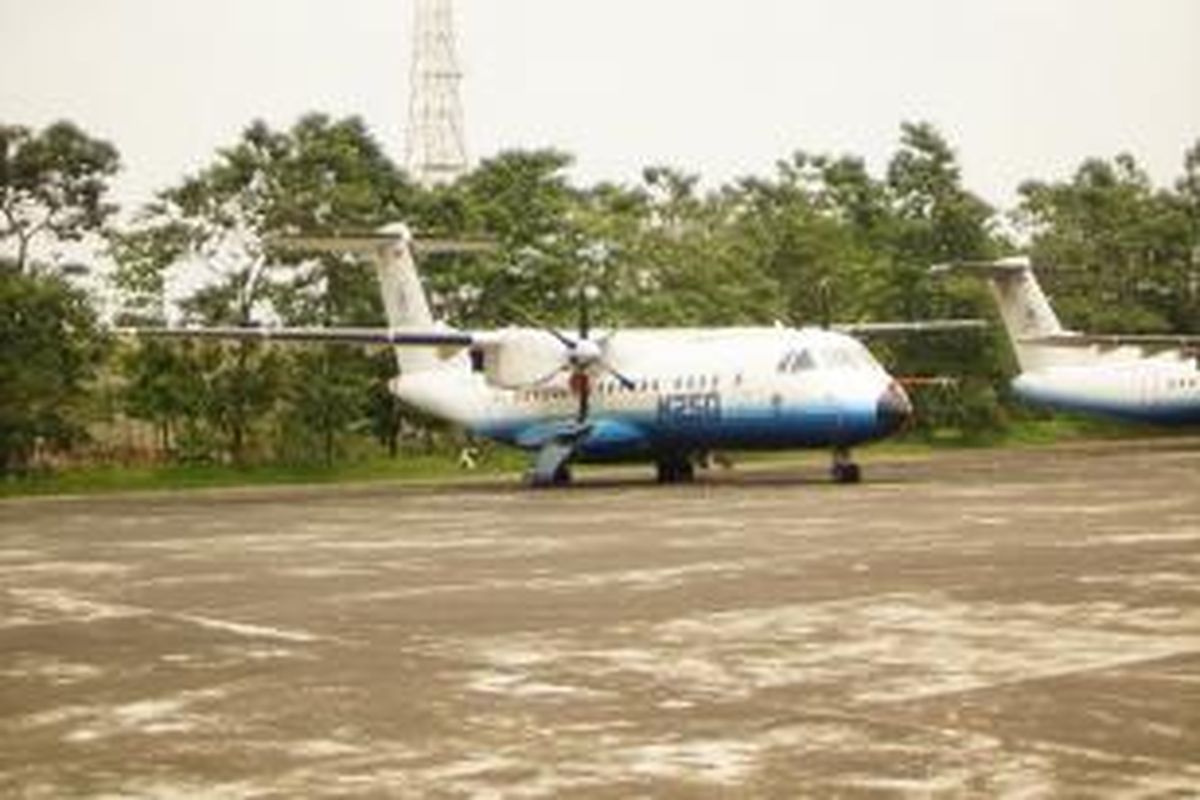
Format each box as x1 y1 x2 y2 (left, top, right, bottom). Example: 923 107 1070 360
2 113 1197 474
0 121 120 274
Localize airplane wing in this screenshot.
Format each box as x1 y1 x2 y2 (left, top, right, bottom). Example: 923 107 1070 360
1023 332 1200 350
270 233 496 257
118 326 477 348
833 319 987 337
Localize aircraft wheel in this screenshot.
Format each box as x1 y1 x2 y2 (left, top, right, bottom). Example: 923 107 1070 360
657 458 695 484
832 462 861 484
831 447 861 484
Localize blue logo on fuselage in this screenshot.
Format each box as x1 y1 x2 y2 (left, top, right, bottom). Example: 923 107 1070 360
657 392 722 425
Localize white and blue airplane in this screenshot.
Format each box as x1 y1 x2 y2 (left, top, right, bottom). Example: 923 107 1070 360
935 257 1200 425
135 226 981 486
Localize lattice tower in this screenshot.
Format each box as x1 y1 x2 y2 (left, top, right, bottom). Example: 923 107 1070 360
406 0 468 186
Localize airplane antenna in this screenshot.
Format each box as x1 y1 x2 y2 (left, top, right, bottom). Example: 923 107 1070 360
817 276 834 330
406 0 469 187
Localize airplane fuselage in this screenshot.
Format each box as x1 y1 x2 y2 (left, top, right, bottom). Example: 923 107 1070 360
1014 357 1200 425
392 326 912 461
937 257 1200 430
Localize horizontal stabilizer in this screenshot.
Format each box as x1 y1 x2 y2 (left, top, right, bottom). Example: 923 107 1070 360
1024 332 1200 350
118 326 476 348
268 228 495 257
834 319 987 337
930 255 1064 370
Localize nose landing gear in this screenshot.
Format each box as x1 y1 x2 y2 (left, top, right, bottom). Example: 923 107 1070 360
831 446 861 484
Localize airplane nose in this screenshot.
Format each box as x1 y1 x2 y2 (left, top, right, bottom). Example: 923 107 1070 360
876 382 913 434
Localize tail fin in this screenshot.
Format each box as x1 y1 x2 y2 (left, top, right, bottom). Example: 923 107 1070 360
275 224 450 374
932 257 1065 372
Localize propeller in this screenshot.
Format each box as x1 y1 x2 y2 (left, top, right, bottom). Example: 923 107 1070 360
512 288 636 425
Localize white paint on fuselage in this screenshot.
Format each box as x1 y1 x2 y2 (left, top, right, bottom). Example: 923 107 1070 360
391 327 898 451
1013 350 1200 423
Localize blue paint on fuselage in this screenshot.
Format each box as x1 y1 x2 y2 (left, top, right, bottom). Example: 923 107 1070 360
1014 385 1200 425
474 400 886 461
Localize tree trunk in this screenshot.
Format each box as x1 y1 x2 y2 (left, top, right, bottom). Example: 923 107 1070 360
231 342 248 467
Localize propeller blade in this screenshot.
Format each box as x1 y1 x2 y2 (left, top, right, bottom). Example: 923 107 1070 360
504 302 577 349
601 360 637 390
579 288 591 341
545 327 577 350
493 365 566 391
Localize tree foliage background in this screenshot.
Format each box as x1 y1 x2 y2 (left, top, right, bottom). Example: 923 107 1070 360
2 113 1198 475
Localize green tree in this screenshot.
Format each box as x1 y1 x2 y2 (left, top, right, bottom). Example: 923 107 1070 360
881 124 1003 434
1019 151 1196 333
628 166 782 326
422 149 584 327
0 121 119 274
114 114 419 465
0 270 107 474
1176 140 1200 328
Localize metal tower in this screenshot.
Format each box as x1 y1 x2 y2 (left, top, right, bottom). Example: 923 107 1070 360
406 0 468 187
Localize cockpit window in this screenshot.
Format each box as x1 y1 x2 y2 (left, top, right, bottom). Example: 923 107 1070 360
827 348 856 369
777 348 818 374
779 343 878 373
818 344 878 371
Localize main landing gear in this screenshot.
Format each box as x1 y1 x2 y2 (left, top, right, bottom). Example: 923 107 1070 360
831 446 861 484
656 456 695 484
526 463 573 488
527 440 577 488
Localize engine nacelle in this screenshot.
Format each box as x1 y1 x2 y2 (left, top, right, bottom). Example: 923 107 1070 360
479 328 566 388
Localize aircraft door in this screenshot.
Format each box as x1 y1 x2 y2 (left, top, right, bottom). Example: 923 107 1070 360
1140 368 1161 410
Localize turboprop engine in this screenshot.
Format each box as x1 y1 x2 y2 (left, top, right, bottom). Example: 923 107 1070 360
476 287 638 429
479 328 573 389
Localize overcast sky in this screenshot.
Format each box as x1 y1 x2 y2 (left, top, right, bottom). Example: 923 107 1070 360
2 0 1198 214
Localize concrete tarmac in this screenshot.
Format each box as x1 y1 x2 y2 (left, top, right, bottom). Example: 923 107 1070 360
2 440 1199 797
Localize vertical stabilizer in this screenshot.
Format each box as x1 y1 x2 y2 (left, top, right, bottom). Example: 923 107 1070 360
933 257 1067 372
371 225 440 374
275 225 443 374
